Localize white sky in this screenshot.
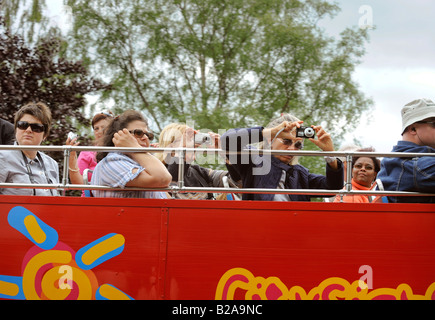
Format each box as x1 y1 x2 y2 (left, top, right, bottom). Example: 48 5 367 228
44 1 435 151
319 0 435 152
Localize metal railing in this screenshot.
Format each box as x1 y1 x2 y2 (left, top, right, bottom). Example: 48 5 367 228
1 144 434 200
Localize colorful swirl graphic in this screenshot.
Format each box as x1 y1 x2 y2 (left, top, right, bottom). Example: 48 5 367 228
0 206 134 300
216 268 435 300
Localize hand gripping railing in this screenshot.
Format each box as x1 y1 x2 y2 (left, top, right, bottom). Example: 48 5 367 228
0 144 434 200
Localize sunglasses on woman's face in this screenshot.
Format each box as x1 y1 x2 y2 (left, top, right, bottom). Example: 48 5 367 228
17 121 45 133
129 129 154 141
277 138 304 150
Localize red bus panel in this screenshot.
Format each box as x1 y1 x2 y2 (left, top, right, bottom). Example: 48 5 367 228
0 195 434 300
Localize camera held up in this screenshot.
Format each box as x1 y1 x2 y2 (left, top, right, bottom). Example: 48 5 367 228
68 132 78 141
194 132 212 145
296 126 315 139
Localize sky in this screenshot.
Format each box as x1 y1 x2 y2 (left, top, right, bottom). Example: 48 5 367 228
318 0 435 152
43 0 435 152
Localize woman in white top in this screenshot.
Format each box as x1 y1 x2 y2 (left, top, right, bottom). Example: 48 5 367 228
91 110 171 198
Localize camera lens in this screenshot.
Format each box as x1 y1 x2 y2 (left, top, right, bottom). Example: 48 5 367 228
304 127 315 138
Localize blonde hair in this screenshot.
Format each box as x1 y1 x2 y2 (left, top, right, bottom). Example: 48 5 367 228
259 113 301 165
156 123 189 163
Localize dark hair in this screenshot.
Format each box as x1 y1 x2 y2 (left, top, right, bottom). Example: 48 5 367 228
91 110 114 129
96 110 148 162
14 102 52 138
352 147 381 173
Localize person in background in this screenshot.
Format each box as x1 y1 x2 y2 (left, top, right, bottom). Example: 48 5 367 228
324 143 361 202
91 110 171 198
156 123 238 199
0 118 15 145
221 113 343 201
377 98 435 203
333 147 381 203
337 144 361 184
66 110 114 186
0 102 59 196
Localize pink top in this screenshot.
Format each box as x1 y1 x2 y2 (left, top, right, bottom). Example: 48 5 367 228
78 151 97 175
77 151 97 196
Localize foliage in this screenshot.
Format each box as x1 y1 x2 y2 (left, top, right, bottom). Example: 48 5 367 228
66 0 372 136
0 17 111 163
1 0 373 175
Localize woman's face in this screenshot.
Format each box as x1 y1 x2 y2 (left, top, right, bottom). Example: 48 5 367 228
352 157 377 187
126 120 151 148
169 127 196 162
15 114 45 146
172 127 195 147
93 118 111 141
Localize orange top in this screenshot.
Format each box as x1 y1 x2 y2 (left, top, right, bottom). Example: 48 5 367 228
333 178 376 203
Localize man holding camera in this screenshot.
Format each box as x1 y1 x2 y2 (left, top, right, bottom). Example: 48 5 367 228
221 113 343 201
377 98 435 203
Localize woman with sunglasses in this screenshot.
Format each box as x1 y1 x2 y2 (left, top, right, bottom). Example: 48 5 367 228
0 102 59 196
91 110 171 198
221 113 343 201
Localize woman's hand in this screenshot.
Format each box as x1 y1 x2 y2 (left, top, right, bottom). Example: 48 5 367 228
66 135 80 147
112 129 142 149
65 136 80 166
65 135 83 183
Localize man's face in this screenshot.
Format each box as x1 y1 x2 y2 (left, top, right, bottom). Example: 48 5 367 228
414 117 435 148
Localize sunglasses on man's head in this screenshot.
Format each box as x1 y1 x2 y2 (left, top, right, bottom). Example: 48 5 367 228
16 121 45 133
277 138 304 150
129 129 154 141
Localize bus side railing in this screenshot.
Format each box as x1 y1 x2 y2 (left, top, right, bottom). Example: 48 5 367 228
0 144 434 200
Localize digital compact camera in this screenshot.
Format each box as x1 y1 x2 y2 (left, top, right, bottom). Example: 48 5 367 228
194 132 212 145
67 132 78 141
296 126 315 139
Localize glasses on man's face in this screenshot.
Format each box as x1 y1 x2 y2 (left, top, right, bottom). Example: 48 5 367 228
417 121 435 128
17 121 45 133
277 138 304 150
129 129 154 141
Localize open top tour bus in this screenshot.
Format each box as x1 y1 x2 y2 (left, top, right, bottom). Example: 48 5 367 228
0 145 434 300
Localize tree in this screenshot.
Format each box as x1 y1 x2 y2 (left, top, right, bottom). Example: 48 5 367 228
66 0 372 137
2 0 373 177
1 0 56 44
0 17 111 162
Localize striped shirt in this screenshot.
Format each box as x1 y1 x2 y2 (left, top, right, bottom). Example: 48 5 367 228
91 152 167 199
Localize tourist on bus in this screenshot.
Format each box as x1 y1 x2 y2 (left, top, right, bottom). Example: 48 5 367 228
377 98 435 203
66 110 114 188
221 113 343 201
91 110 171 198
0 102 59 196
156 123 239 199
333 147 381 203
0 118 15 145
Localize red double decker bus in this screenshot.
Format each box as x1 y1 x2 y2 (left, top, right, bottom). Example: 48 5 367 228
0 145 434 300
